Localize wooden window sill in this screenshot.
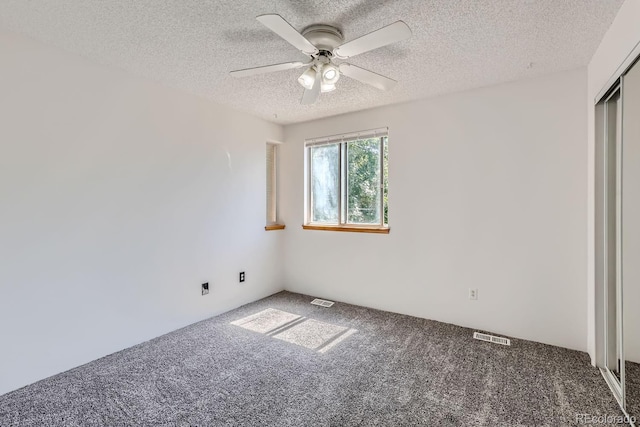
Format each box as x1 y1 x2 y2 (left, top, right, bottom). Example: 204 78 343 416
265 224 286 231
302 224 389 234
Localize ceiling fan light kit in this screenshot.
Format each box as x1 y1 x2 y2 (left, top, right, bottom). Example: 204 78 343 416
230 14 412 104
298 67 316 90
321 63 340 84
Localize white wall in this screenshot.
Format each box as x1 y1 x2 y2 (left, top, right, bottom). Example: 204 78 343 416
586 0 640 363
281 69 588 351
0 30 284 395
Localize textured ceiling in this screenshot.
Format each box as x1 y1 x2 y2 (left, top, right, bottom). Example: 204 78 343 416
0 0 624 124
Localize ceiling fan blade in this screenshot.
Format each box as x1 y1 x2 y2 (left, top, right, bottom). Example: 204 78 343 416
334 21 411 59
257 14 319 56
301 67 322 105
339 63 397 91
229 61 309 78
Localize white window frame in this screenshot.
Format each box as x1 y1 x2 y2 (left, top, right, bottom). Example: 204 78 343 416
304 128 388 232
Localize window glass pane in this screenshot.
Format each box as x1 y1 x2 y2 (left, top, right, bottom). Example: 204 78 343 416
311 144 339 223
347 138 381 224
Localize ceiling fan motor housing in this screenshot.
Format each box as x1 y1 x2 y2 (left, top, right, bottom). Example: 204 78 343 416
302 25 344 53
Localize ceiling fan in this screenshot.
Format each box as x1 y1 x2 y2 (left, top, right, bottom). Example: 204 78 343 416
229 14 412 105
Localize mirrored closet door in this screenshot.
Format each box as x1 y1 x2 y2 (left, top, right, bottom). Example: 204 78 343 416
622 56 640 424
602 86 622 391
597 55 640 425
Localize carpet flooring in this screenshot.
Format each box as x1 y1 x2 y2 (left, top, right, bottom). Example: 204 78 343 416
0 291 625 426
627 361 640 422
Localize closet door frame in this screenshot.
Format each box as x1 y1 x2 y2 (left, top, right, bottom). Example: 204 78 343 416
596 85 624 408
595 50 640 425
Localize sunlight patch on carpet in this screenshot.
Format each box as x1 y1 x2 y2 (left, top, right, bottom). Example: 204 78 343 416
317 328 358 353
230 308 301 334
231 308 356 352
273 319 348 350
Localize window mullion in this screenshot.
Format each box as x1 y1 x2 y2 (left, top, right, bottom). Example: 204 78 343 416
339 142 345 225
379 137 384 227
307 146 312 223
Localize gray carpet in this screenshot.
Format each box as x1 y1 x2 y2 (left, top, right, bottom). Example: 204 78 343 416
0 291 624 426
628 361 640 422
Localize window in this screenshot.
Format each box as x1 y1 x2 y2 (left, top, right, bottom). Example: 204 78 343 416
265 142 284 231
304 128 389 233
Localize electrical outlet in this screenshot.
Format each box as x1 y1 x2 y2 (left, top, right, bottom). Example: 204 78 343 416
469 288 478 300
239 272 245 283
202 282 209 296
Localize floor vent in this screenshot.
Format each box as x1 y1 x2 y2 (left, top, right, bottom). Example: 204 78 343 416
311 298 335 308
473 332 511 346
